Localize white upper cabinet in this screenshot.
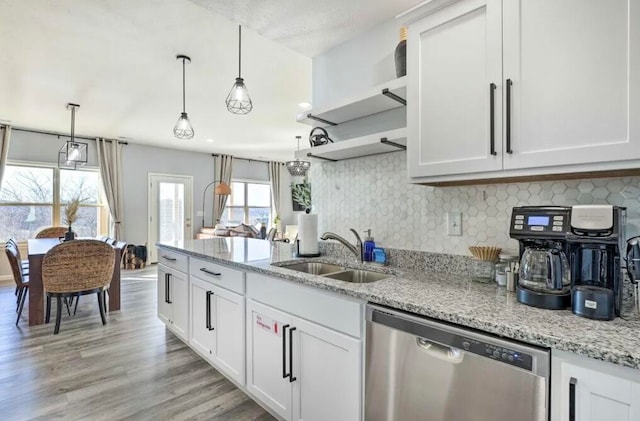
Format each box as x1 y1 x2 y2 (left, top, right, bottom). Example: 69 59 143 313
503 0 640 170
407 0 503 178
402 0 640 183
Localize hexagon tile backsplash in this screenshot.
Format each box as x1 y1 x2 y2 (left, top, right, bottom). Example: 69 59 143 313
308 151 640 256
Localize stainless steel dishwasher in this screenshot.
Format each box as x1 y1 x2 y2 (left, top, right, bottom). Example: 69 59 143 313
365 304 550 421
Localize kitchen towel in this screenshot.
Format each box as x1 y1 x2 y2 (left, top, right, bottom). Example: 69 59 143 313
298 213 319 255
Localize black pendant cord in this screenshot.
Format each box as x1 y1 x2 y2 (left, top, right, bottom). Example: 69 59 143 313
182 58 186 113
70 106 75 144
238 25 242 79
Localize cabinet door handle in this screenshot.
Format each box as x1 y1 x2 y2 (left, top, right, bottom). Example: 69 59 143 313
161 255 177 262
206 291 215 331
166 273 172 304
282 324 290 379
505 78 513 154
289 327 297 383
489 83 497 156
569 377 577 421
200 267 221 276
164 273 169 303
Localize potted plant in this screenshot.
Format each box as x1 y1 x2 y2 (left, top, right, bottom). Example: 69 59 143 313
64 197 81 241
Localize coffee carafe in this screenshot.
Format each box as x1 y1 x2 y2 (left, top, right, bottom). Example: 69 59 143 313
519 247 570 294
510 206 572 310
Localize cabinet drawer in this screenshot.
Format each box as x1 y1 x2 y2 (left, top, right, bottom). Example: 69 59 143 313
246 272 363 338
189 257 245 295
157 248 188 273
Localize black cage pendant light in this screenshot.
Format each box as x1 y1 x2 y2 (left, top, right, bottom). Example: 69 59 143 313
58 103 88 170
173 54 195 139
286 136 311 177
225 25 253 115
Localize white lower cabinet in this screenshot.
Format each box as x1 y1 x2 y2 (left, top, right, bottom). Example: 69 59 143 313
246 299 362 421
551 351 640 421
157 263 188 341
190 276 245 385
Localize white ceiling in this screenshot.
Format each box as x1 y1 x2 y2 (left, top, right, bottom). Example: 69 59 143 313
188 0 423 57
0 0 420 161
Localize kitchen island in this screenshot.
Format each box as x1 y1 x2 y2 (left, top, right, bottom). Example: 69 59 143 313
158 237 640 369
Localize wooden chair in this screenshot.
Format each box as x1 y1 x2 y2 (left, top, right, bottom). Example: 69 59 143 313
5 241 29 325
8 238 29 295
36 227 68 239
42 240 115 334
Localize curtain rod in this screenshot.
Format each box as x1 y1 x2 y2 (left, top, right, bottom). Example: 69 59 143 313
211 153 285 165
2 125 128 145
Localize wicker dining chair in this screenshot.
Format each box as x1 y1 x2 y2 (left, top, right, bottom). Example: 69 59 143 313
36 226 69 239
42 240 115 334
5 241 29 325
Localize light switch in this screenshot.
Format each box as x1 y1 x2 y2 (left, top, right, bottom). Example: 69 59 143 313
448 212 462 236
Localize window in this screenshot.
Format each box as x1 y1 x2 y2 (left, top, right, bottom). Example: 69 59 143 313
221 181 271 229
0 164 109 240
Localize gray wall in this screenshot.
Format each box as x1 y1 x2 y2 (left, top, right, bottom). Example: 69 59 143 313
312 18 400 107
9 129 99 167
122 143 215 245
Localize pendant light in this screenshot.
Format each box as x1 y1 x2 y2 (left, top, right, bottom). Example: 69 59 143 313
225 25 253 115
173 54 195 139
58 103 88 170
286 136 311 177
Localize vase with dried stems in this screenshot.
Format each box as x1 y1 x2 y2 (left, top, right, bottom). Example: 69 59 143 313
64 198 81 241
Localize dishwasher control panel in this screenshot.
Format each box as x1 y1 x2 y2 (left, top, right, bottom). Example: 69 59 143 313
458 337 533 371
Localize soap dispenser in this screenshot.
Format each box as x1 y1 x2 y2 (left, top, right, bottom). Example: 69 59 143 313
363 229 376 262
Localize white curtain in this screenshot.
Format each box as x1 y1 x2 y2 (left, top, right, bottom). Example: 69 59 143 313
213 154 234 224
0 125 10 187
96 138 124 240
268 161 281 232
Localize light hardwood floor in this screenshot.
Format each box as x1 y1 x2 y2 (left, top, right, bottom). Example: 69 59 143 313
0 267 274 421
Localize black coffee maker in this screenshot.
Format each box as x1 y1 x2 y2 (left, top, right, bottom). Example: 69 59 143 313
568 205 626 320
510 206 573 310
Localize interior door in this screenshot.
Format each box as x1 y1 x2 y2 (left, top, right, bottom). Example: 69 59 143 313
407 0 503 178
148 173 192 263
503 0 640 170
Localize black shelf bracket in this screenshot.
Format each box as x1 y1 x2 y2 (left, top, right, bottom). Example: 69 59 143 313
380 137 406 150
306 113 337 126
381 88 406 106
306 152 338 162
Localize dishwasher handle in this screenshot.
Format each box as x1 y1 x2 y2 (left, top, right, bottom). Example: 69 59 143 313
417 337 464 363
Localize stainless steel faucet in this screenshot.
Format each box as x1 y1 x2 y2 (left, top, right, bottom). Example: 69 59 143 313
320 229 363 263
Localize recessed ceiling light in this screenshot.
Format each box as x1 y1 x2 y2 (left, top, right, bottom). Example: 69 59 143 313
206 138 214 143
298 102 312 110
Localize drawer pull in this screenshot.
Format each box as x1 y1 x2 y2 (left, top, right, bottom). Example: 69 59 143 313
161 255 177 262
489 82 497 156
569 377 577 421
282 324 290 379
505 78 513 154
200 267 222 276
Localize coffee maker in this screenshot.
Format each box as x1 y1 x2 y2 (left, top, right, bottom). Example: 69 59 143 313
510 206 572 309
567 205 626 320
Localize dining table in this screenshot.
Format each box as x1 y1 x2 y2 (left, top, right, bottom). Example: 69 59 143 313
27 238 122 326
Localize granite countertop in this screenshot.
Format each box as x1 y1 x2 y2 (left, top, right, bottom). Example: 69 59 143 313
157 237 640 369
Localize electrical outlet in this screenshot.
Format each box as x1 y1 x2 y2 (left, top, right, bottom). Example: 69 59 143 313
196 210 204 216
447 212 462 236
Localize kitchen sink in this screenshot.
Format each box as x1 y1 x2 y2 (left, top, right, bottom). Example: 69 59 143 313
277 262 392 283
279 262 346 275
323 269 391 283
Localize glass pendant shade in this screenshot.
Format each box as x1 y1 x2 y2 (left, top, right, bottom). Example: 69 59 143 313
226 77 253 114
286 135 311 176
58 103 87 170
226 25 253 115
173 112 194 139
174 55 194 139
